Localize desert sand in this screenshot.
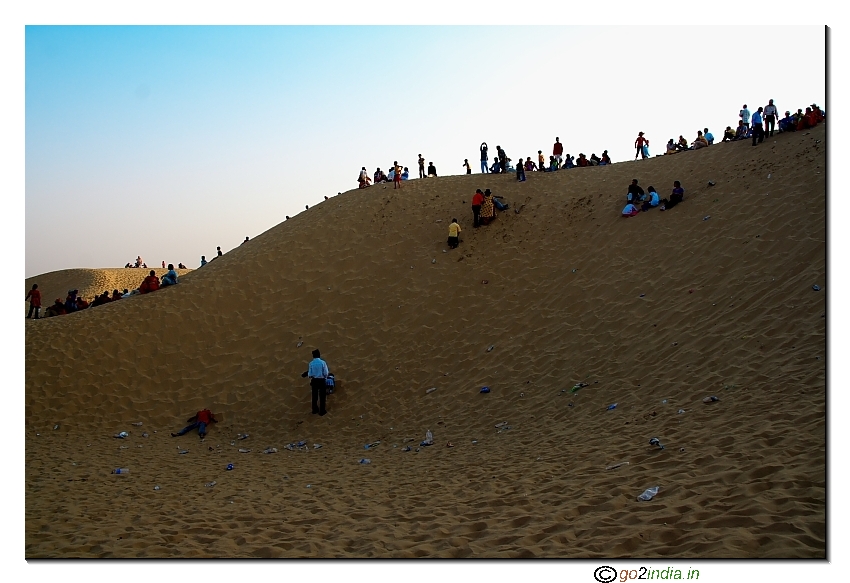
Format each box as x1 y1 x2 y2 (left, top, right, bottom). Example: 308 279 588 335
25 124 825 558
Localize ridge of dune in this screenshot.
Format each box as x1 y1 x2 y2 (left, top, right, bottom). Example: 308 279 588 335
25 267 194 309
25 126 825 558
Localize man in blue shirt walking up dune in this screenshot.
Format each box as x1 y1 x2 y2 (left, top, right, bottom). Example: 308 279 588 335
307 349 330 416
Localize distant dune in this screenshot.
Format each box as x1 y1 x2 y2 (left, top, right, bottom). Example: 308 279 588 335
25 125 825 558
25 267 194 309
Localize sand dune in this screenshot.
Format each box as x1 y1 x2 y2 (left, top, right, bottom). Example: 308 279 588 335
25 267 194 312
25 125 825 558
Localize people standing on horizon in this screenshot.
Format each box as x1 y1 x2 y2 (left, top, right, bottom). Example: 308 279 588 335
463 159 471 174
242 236 250 245
764 99 778 137
307 349 330 416
497 146 507 173
635 132 649 160
517 158 526 182
751 106 765 146
26 284 41 319
740 104 751 129
480 142 489 173
418 154 426 179
200 256 207 267
162 261 166 268
553 137 563 164
393 161 403 189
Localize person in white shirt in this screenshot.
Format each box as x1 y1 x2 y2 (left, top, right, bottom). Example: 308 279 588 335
763 99 778 137
740 105 751 129
307 349 330 416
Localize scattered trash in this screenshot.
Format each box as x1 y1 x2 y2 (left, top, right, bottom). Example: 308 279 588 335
707 181 716 186
53 424 60 430
446 442 454 448
426 387 437 394
767 173 771 179
481 280 488 284
661 399 668 404
677 409 686 414
432 259 436 264
571 382 588 393
230 440 236 446
649 437 665 450
113 432 129 439
637 486 660 501
421 430 434 446
154 485 161 490
111 468 130 475
703 215 711 221
568 402 574 407
607 403 618 411
702 396 720 403
296 440 307 447
606 462 629 470
313 443 322 449
480 386 491 394
812 285 821 291
364 441 381 450
672 342 678 346
238 448 251 453
262 447 278 454
471 440 478 444
226 464 234 471
486 345 495 352
237 433 250 440
520 392 524 398
402 446 411 452
494 422 508 429
306 484 311 488
142 432 149 438
296 341 303 348
205 481 217 488
178 449 189 454
359 458 371 464
571 268 577 273
119 445 129 449
131 422 143 427
639 294 645 298
679 448 686 452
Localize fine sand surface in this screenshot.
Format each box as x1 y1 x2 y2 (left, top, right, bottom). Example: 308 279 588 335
25 125 825 558
25 267 194 311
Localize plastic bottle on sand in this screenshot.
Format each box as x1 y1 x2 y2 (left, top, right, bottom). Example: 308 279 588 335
112 468 130 475
637 486 660 501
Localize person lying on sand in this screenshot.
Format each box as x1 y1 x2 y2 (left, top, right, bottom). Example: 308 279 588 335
171 409 218 439
139 270 160 294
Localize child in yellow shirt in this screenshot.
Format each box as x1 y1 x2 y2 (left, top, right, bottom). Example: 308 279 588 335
447 218 461 249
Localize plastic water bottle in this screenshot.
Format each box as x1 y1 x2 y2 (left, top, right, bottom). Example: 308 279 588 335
637 486 660 501
112 468 130 475
359 458 371 464
607 403 618 410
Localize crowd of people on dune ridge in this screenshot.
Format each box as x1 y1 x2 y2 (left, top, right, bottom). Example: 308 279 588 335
28 238 258 319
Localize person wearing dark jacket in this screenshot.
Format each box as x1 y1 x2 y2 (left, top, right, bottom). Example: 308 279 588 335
627 179 645 203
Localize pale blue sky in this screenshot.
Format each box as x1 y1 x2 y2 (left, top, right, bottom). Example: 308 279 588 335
26 25 825 277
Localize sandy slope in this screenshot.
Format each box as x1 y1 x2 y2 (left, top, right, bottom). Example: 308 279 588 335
25 267 194 311
24 125 826 558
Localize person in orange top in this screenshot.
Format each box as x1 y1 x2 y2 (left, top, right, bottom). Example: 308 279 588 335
26 284 42 319
171 409 218 439
139 270 160 294
811 104 824 123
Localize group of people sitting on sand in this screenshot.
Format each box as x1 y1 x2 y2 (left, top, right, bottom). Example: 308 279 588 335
621 179 685 217
33 265 181 318
664 100 825 152
124 256 187 270
358 162 412 189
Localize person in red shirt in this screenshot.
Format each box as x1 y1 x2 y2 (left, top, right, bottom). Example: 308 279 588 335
393 161 403 189
471 188 485 228
139 270 160 294
635 132 649 159
576 153 589 167
553 137 564 164
171 409 218 439
25 284 42 319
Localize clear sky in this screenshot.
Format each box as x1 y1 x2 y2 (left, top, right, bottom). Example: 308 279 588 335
24 25 825 277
